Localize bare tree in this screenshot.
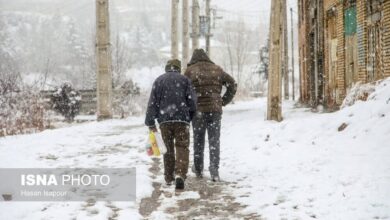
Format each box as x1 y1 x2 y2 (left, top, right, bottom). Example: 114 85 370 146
112 32 135 88
222 19 253 87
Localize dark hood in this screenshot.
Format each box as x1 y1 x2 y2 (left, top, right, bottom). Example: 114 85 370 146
187 49 214 67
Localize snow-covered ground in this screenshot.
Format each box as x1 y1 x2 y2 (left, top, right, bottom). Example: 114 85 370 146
0 78 389 219
0 117 152 219
222 93 390 218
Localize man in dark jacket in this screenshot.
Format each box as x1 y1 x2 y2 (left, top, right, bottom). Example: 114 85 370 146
185 49 237 182
145 59 197 190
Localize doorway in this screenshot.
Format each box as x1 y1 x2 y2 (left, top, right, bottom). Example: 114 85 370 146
367 0 384 82
344 0 358 88
326 9 338 107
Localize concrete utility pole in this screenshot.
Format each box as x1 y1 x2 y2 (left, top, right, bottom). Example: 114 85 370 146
290 7 295 101
267 0 283 121
205 0 211 55
96 0 113 120
182 0 190 71
191 0 200 52
171 0 179 59
282 0 289 100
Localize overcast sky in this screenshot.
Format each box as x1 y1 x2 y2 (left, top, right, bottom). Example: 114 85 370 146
0 0 298 24
0 0 298 43
213 0 297 27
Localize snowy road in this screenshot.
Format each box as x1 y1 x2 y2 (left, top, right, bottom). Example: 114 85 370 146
0 117 150 219
1 79 390 219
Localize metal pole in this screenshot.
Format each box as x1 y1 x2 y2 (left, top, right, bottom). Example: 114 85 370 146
205 0 211 56
182 0 189 71
291 7 295 101
267 0 283 121
171 0 179 59
96 0 113 120
191 0 200 52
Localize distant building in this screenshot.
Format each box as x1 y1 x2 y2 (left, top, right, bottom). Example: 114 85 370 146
298 0 390 110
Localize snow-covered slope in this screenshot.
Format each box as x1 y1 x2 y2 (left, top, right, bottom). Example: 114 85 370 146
220 78 390 219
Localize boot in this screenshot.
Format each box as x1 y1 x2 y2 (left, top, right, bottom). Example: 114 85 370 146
191 164 203 178
175 177 185 190
210 170 220 182
211 174 220 182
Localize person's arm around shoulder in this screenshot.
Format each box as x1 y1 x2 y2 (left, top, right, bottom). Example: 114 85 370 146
221 72 237 106
145 80 160 132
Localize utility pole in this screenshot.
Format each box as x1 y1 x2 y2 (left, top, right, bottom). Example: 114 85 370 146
191 0 200 52
96 0 113 120
182 0 189 71
171 0 179 59
290 7 295 101
282 0 289 100
205 0 211 56
267 0 283 121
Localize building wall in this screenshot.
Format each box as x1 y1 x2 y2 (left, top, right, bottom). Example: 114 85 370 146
298 0 325 106
322 0 346 105
382 1 390 78
323 0 365 106
357 0 368 83
319 0 326 105
357 0 390 81
323 0 340 109
299 0 390 109
336 2 347 105
298 0 311 104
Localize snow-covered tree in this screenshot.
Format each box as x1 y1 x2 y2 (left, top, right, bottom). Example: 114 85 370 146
221 20 254 87
129 25 161 67
112 32 135 88
113 80 141 118
50 83 81 122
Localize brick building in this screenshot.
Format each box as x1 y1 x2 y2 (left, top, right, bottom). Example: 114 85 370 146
298 0 324 107
298 0 390 109
298 0 310 104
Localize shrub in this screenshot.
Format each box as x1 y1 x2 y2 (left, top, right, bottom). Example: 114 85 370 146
113 80 142 118
0 73 45 137
50 83 81 122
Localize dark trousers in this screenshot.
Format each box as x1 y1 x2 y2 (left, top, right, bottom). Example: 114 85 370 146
160 122 190 182
192 112 221 176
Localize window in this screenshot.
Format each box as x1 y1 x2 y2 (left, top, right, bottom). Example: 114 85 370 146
344 6 357 36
